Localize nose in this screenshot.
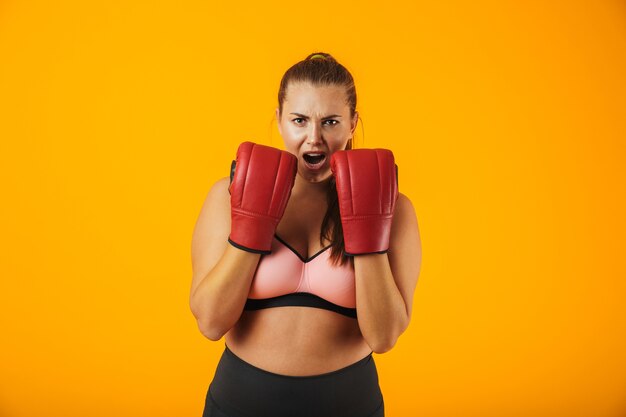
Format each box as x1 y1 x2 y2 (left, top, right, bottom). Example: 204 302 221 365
306 123 323 145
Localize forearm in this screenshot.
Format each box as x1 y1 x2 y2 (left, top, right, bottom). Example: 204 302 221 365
354 253 409 353
190 244 260 340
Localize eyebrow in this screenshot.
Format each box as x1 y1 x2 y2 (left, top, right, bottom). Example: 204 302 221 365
289 112 343 119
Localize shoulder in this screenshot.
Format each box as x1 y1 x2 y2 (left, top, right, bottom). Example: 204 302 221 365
197 176 231 219
397 192 413 208
394 193 416 220
210 176 231 198
199 176 231 213
191 176 231 281
390 192 420 253
197 176 231 230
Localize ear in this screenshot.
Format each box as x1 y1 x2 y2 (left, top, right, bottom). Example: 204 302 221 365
350 111 359 135
276 107 283 136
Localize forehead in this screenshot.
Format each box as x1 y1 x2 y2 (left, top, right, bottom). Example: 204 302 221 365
283 82 350 114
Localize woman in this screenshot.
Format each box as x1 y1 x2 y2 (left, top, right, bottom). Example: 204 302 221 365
190 52 421 417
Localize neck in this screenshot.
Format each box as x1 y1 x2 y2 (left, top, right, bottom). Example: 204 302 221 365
292 172 333 199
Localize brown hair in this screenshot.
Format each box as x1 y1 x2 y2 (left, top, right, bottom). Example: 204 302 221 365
277 52 358 266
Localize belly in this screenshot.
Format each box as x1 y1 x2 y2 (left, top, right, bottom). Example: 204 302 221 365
224 306 373 376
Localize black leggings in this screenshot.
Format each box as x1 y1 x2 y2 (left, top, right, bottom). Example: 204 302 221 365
202 344 385 417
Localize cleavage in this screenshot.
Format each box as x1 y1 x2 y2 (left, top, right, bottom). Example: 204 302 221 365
274 227 329 260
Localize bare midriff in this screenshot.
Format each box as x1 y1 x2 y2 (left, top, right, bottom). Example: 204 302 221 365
224 306 373 377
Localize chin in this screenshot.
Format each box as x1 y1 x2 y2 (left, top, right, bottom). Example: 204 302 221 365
298 167 332 184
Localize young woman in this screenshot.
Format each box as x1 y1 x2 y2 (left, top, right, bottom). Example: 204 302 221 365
190 52 421 417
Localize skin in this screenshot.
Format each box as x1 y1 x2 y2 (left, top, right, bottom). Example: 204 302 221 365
189 81 422 376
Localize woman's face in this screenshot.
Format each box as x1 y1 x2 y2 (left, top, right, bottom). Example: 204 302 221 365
276 82 358 183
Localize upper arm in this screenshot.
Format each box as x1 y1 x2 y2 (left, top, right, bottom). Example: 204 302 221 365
190 176 231 299
388 192 422 324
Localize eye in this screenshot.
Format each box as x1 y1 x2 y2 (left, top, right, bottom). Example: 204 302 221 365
292 118 305 125
323 119 338 126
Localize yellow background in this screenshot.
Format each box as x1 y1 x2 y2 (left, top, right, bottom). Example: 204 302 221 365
1 1 625 416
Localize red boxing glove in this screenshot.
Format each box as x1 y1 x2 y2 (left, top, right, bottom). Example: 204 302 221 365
330 149 399 256
228 141 297 254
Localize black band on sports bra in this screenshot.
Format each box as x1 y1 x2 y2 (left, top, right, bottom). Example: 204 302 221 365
244 292 358 319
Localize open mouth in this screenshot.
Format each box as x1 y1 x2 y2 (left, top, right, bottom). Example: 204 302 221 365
303 153 326 166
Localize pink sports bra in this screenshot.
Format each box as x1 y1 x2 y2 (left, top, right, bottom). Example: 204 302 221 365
244 235 357 319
